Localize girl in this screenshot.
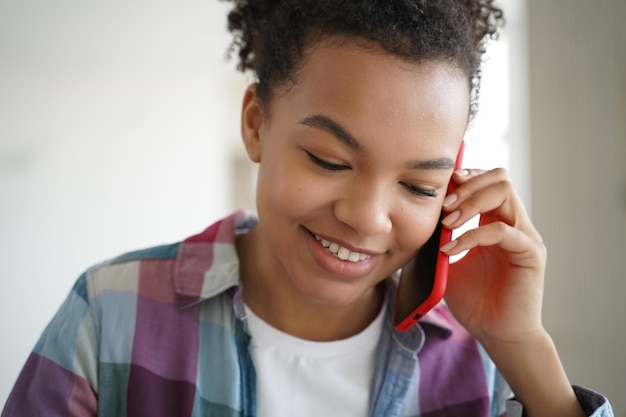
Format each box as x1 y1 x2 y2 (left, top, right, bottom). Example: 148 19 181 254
2 1 614 416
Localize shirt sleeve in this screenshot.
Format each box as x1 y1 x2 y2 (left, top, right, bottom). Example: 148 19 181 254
504 386 614 417
1 274 99 417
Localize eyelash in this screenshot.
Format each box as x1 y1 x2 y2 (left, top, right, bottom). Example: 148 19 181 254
306 151 438 198
306 151 350 171
401 183 439 198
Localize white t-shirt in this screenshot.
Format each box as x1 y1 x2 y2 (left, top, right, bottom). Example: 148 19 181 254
244 302 386 417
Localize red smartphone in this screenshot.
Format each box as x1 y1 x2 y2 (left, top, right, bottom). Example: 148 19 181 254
393 141 465 332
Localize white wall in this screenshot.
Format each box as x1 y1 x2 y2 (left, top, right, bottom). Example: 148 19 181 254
0 0 250 405
528 1 626 415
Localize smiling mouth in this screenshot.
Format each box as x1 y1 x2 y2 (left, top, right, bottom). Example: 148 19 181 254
313 234 372 263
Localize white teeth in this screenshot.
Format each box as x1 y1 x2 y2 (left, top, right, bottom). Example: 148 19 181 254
314 235 371 263
337 247 350 260
348 252 360 262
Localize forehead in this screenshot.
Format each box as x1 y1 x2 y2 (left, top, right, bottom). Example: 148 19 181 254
309 39 466 99
268 37 471 154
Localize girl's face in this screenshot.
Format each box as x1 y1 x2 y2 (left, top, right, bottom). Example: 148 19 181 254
241 38 470 310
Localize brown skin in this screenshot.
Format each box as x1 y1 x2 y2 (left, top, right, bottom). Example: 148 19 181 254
237 36 585 417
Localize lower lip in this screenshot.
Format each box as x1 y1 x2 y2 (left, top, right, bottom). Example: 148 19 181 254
303 228 380 279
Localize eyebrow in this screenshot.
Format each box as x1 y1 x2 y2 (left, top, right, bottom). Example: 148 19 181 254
300 113 456 170
300 114 363 153
406 157 456 170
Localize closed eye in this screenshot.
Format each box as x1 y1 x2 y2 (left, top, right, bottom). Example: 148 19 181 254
306 151 350 172
401 182 439 198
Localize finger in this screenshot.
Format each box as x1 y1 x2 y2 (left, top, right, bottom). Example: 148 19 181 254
450 168 488 185
442 168 541 241
442 177 522 231
441 178 510 226
443 168 509 213
441 221 547 268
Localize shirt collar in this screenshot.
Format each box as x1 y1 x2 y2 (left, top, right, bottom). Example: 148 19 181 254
173 210 254 308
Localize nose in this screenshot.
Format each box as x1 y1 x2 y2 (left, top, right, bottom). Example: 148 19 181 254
333 179 393 236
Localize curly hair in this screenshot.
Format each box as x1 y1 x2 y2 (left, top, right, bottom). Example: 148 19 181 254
222 0 504 120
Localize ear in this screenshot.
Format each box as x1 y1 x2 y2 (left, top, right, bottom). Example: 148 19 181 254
241 83 265 163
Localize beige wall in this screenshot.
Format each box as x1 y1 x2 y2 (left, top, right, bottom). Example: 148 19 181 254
528 1 626 414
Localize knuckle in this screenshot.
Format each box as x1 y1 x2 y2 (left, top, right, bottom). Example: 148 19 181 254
493 221 509 235
491 167 510 180
496 178 514 193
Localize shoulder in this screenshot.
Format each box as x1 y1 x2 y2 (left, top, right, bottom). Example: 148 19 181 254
78 242 181 304
80 210 257 306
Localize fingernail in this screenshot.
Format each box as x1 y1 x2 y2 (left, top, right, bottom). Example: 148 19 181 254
441 210 460 226
440 240 458 253
455 169 469 176
442 193 457 207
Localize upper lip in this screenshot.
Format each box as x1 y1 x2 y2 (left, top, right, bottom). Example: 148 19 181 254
305 228 385 256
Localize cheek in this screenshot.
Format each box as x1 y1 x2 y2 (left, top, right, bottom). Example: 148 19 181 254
394 204 443 251
255 159 336 217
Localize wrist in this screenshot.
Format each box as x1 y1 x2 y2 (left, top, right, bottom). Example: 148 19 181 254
482 331 585 417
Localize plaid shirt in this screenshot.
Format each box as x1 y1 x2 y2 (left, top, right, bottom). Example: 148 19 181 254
2 212 613 417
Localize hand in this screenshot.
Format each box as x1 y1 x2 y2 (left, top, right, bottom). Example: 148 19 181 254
440 168 586 417
440 168 547 345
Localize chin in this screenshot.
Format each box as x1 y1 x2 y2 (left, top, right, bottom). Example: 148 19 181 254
296 279 381 309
